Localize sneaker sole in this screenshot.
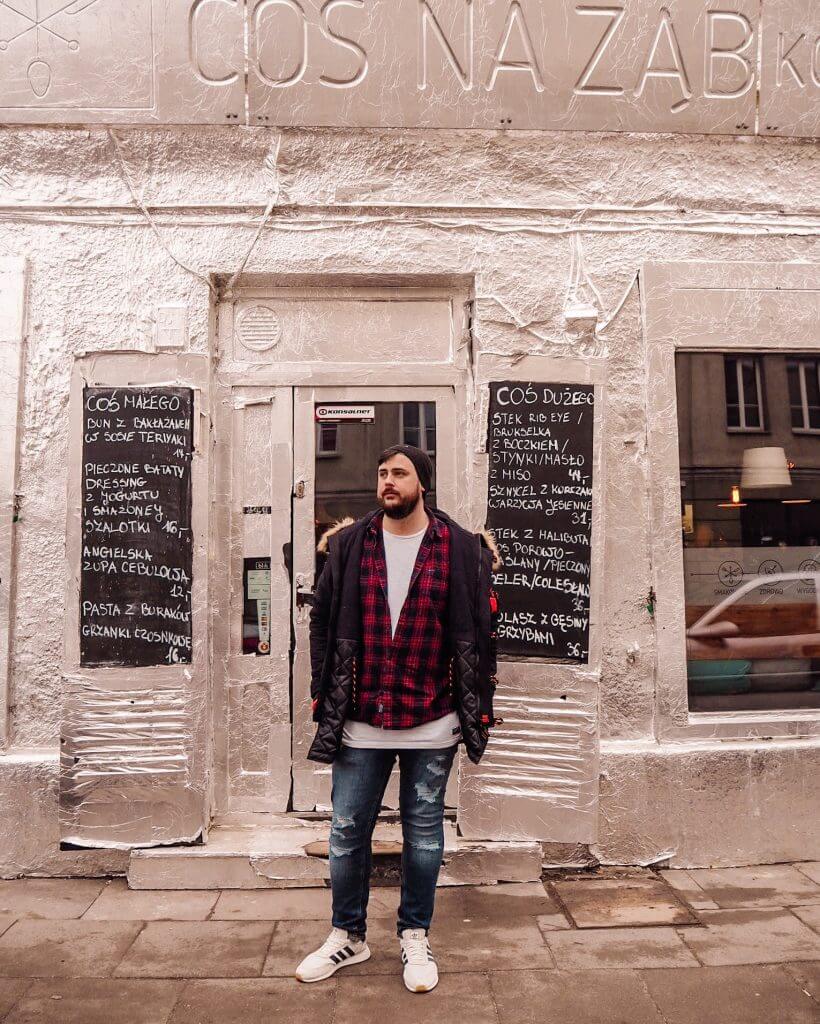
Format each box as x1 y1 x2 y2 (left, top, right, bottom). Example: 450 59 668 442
403 974 434 991
295 946 371 983
404 973 439 994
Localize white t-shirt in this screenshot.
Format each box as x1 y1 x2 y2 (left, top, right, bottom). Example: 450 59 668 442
342 519 460 750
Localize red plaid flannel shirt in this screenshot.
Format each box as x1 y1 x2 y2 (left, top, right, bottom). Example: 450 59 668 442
350 511 453 729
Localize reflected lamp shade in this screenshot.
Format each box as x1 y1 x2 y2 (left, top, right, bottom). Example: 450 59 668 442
740 447 792 489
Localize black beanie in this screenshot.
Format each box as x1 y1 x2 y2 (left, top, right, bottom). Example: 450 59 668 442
378 444 433 494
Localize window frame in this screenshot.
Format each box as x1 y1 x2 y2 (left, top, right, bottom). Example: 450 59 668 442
724 354 767 432
643 261 820 744
789 358 820 435
399 400 437 455
315 420 340 457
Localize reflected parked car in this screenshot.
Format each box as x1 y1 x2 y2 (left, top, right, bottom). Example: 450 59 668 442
686 572 820 696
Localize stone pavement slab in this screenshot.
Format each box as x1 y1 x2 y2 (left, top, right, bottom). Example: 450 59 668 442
114 921 274 978
334 972 498 1024
552 876 696 928
168 978 335 1024
462 882 569 928
3 978 182 1024
490 968 664 1024
640 964 820 1024
795 863 820 885
83 879 218 921
0 980 32 1019
785 961 820 1002
659 870 720 910
684 866 820 908
0 879 104 920
422 914 555 973
211 886 332 921
532 909 572 931
791 905 820 933
0 921 142 978
680 909 820 966
544 926 699 970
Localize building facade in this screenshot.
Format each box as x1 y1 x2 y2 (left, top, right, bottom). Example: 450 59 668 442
0 0 818 877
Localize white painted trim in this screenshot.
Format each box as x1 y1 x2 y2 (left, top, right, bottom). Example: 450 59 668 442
0 258 27 751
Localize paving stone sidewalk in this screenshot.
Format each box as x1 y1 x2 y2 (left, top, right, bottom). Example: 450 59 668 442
0 863 818 1023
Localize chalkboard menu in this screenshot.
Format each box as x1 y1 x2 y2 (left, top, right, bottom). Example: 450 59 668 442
486 382 594 662
80 387 194 667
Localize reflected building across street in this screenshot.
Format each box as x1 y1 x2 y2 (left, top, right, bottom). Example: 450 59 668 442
677 352 820 711
314 402 437 575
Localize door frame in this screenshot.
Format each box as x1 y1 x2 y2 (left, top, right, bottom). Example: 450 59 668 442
210 277 474 820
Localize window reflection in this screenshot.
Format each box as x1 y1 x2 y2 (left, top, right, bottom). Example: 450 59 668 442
314 401 437 578
400 401 436 454
317 422 339 456
725 355 765 431
677 352 820 711
788 359 820 432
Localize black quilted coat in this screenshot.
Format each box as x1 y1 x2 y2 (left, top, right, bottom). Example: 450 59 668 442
307 507 500 765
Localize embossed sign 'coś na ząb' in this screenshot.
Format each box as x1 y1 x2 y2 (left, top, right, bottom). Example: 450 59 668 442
80 387 194 667
486 382 594 662
0 1 816 137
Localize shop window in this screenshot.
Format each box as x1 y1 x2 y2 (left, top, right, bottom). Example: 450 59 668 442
725 355 766 431
788 359 820 433
317 422 339 457
401 401 436 454
677 351 820 712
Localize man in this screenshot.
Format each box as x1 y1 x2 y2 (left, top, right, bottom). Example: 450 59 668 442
295 444 500 993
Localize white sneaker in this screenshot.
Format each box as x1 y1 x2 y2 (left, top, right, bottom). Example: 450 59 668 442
399 928 438 993
295 927 370 983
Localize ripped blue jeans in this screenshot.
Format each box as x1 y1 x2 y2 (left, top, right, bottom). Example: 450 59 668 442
329 744 457 939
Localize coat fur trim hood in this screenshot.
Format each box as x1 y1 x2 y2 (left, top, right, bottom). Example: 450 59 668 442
316 516 355 554
316 512 502 569
479 527 503 570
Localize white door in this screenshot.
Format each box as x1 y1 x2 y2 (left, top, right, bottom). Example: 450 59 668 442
212 387 294 813
291 387 459 811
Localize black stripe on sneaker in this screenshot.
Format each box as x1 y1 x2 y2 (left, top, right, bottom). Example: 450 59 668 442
341 946 354 958
330 953 341 964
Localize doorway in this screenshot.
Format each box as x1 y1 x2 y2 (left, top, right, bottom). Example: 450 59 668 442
211 280 473 824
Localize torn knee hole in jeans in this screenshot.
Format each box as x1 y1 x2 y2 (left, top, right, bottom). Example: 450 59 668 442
406 835 443 852
414 756 450 803
329 814 357 857
414 780 442 804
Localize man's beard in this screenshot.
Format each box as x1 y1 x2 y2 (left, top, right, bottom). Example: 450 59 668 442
378 488 422 520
